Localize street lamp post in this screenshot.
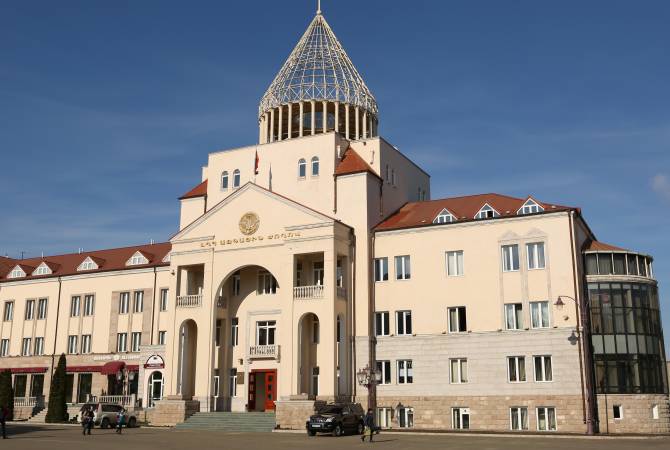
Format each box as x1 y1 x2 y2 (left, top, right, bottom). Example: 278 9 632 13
356 364 381 411
556 295 597 435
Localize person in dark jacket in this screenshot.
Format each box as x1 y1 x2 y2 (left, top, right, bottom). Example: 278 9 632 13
361 409 374 443
0 405 8 439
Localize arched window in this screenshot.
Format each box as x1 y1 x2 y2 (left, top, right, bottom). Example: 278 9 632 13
298 158 306 178
233 169 240 188
311 156 320 176
221 171 229 190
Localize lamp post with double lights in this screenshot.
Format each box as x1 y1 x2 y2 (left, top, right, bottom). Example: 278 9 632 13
356 364 381 410
555 295 597 435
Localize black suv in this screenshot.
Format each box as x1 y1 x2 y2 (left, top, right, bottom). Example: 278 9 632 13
306 403 364 437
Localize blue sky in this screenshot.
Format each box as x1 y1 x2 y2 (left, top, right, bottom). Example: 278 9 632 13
1 1 669 350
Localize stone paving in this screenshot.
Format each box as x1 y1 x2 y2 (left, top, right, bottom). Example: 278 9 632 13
2 424 669 450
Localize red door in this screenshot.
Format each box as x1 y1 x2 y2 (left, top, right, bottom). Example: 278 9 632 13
248 373 256 411
264 370 277 411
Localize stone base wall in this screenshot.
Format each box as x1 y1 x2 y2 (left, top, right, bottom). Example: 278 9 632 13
149 399 200 426
376 395 586 433
596 394 670 434
12 406 39 420
275 396 326 430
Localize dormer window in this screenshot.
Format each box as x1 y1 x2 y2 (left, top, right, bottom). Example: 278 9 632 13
33 263 52 276
518 198 544 215
433 208 455 224
77 257 99 271
126 251 149 266
8 266 26 279
475 204 500 219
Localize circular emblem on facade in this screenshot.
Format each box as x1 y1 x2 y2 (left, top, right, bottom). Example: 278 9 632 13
239 212 260 235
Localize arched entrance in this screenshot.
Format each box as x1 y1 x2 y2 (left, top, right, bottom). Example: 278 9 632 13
147 371 164 407
299 313 320 397
176 319 197 398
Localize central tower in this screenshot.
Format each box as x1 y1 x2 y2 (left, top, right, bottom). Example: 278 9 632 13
258 8 378 144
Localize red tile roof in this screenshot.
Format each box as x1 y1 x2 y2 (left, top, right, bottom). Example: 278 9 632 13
179 180 208 200
335 148 380 179
583 240 629 252
375 193 576 231
0 242 171 283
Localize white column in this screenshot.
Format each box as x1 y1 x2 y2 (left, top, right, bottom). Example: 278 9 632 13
288 103 293 139
278 106 283 141
334 102 339 133
310 100 316 135
269 108 275 143
265 112 270 144
322 101 328 133
355 106 360 140
258 116 264 144
345 104 350 140
299 102 304 137
363 111 368 139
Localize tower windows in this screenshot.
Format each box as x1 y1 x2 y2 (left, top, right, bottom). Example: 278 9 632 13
311 156 319 176
233 169 241 188
221 171 229 190
298 158 306 178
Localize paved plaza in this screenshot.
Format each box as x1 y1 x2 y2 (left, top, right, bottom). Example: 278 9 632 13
2 425 669 450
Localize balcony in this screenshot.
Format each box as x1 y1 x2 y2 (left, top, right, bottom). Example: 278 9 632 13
249 344 280 360
176 294 202 308
294 285 324 299
14 396 44 407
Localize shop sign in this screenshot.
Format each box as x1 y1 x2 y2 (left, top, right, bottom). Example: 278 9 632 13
144 354 165 369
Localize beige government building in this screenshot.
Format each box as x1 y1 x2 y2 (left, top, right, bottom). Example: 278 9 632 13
0 7 667 434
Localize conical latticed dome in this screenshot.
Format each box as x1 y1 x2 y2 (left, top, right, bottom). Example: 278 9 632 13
259 12 377 118
257 11 378 144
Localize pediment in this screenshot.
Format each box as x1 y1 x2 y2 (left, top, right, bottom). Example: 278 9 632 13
499 230 521 241
172 183 336 243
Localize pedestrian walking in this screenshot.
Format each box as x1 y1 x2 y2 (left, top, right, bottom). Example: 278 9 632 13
85 407 94 435
116 408 126 434
0 404 9 439
81 408 88 436
361 409 374 443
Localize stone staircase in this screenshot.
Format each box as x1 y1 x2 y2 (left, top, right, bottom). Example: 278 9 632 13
175 412 276 432
27 409 48 423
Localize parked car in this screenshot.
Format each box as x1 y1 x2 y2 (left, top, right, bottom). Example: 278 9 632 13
78 403 137 429
306 403 364 437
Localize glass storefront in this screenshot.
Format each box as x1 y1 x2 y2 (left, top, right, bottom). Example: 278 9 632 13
588 282 667 394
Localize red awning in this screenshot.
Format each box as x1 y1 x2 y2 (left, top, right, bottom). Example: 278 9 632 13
2 367 48 374
67 365 102 373
126 365 139 372
100 361 125 375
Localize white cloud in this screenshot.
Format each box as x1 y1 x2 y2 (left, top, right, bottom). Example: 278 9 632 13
651 174 670 201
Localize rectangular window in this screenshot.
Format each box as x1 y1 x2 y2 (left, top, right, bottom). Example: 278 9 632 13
312 321 319 344
159 289 169 311
70 296 81 317
510 407 529 430
0 339 9 357
231 272 241 296
231 318 239 346
67 335 78 354
311 367 319 396
83 295 95 316
21 338 32 356
34 337 44 356
450 358 468 384
507 356 526 382
375 312 390 336
530 301 550 328
448 307 467 333
117 333 127 352
158 331 167 346
81 334 92 354
312 261 324 286
229 368 238 397
256 320 276 346
133 291 144 313
376 360 391 385
446 251 464 276
652 404 660 420
527 242 546 270
37 298 48 319
395 255 411 280
377 407 392 429
536 407 557 431
25 299 35 320
395 310 412 335
374 257 389 282
502 244 520 272
533 355 553 382
397 360 413 384
505 303 523 330
131 332 141 352
257 271 277 294
613 405 623 420
3 302 13 322
119 292 130 314
398 407 414 428
452 407 470 430
215 319 222 347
